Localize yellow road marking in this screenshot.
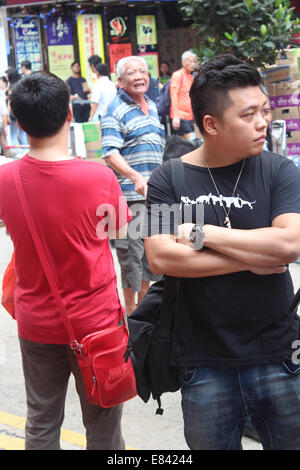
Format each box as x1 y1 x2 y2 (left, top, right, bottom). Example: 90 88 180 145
0 411 136 450
0 411 85 448
0 435 25 450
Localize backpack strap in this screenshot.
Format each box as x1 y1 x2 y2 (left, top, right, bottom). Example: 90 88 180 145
170 157 184 204
289 287 300 314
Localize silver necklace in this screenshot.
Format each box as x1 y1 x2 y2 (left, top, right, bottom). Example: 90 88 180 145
204 158 246 229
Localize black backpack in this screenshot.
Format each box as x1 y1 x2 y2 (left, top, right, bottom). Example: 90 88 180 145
155 80 170 117
163 135 202 162
126 158 184 414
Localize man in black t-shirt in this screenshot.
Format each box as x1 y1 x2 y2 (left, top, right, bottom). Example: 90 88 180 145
143 54 300 450
66 61 90 123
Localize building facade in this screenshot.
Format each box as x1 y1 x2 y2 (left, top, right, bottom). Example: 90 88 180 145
0 0 198 84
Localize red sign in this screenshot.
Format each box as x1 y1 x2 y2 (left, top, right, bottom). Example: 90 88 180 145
108 43 132 73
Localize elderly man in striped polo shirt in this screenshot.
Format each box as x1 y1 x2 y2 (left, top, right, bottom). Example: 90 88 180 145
101 55 165 315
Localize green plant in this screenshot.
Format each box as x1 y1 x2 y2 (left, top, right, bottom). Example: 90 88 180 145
178 0 300 68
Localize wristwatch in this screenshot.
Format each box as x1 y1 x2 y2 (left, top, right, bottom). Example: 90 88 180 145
189 224 205 250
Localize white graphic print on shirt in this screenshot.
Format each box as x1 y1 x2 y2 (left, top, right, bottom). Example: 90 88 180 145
181 193 256 210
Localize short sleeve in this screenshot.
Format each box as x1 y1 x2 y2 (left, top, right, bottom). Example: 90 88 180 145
271 158 300 221
141 161 181 238
90 82 101 104
101 112 125 158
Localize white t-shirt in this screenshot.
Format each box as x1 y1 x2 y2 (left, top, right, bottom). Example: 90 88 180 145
90 76 117 120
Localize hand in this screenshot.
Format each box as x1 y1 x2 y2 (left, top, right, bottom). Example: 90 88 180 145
176 223 195 247
132 173 148 198
248 265 287 275
172 117 180 131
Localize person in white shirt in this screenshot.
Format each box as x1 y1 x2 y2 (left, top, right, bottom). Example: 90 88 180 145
89 63 117 122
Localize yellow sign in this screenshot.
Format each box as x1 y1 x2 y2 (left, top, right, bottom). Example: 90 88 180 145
136 15 157 46
77 14 105 87
48 45 74 81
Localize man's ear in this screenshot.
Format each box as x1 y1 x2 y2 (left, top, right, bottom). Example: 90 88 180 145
202 114 218 136
67 105 73 122
117 77 124 90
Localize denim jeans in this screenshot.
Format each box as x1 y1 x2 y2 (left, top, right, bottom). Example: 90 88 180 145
180 361 300 450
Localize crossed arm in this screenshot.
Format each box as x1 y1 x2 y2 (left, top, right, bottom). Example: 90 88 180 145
144 213 300 278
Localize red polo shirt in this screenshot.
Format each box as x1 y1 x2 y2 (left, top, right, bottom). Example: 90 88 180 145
0 154 131 344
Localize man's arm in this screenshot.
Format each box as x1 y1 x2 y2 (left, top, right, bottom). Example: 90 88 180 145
170 73 180 131
144 234 287 278
104 153 148 198
89 102 98 121
201 213 300 267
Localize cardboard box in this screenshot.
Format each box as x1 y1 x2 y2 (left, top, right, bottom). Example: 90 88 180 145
272 80 300 107
274 106 300 119
286 130 300 155
263 65 291 84
273 106 300 131
81 122 103 160
265 84 276 97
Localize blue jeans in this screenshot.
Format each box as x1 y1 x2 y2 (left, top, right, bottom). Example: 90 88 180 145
180 361 300 450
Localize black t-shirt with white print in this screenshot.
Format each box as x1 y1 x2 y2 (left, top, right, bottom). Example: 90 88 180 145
144 151 300 367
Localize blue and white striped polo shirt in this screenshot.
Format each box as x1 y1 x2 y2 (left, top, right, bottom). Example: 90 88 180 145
101 89 165 201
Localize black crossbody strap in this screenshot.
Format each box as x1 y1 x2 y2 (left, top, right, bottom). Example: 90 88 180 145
159 158 185 332
170 158 184 204
289 287 300 314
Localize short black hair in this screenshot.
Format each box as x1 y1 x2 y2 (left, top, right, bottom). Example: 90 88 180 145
95 63 109 77
20 60 32 70
190 54 262 134
0 76 7 85
9 72 70 138
88 55 102 67
6 67 21 85
71 61 79 67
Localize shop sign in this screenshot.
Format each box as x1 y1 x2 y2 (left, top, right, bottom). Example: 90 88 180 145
77 14 105 87
108 16 130 43
108 43 133 76
13 16 42 73
47 16 74 81
47 16 73 46
138 52 159 79
136 15 157 46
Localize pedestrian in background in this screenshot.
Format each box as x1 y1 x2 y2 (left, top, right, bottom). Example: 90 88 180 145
0 76 9 157
20 60 32 76
0 71 131 450
101 56 165 315
143 54 300 450
88 55 102 75
89 63 117 122
159 61 171 85
170 50 198 140
5 67 28 151
66 61 90 123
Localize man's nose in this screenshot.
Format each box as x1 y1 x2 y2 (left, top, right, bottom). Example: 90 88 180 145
257 112 268 129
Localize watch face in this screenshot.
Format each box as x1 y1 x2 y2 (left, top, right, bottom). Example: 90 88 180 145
190 229 196 242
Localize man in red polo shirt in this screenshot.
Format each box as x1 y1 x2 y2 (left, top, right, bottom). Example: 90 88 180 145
0 72 131 450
